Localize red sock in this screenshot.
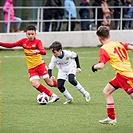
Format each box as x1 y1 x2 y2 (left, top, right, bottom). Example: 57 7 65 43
107 103 115 120
37 84 53 96
52 79 58 87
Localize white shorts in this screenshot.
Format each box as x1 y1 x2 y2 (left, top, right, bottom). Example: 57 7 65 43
57 66 76 81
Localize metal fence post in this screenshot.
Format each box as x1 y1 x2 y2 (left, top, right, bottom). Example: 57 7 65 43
68 6 71 32
37 8 40 32
7 8 11 33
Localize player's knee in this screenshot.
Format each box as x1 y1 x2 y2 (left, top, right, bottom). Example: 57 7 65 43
68 74 77 86
69 79 77 86
68 78 77 86
31 81 39 88
103 90 109 96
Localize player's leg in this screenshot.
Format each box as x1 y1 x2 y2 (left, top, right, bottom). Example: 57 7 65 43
58 79 73 104
29 65 59 103
103 83 115 103
28 64 59 102
29 65 52 96
42 75 59 103
56 70 73 104
40 63 57 87
130 93 133 99
30 77 52 96
34 63 59 102
43 77 59 102
68 74 90 102
99 83 116 125
44 76 58 87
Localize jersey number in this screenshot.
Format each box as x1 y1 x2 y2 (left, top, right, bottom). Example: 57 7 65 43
114 47 128 61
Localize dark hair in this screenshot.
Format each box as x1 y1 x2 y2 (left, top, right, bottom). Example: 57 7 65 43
26 25 36 32
49 41 62 52
96 26 110 39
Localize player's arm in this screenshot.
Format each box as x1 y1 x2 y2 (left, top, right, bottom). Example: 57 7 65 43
120 42 133 52
0 40 22 48
48 56 55 78
48 68 55 79
48 69 52 78
127 44 133 52
92 62 104 72
32 40 46 55
120 42 132 51
75 54 82 73
92 48 109 72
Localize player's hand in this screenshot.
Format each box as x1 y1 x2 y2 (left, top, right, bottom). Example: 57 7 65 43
76 68 81 73
92 64 97 72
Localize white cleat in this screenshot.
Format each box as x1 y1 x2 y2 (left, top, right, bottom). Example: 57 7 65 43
99 117 117 125
63 99 74 104
84 92 91 102
49 94 59 103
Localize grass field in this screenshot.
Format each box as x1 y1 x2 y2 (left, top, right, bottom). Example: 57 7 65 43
0 47 133 133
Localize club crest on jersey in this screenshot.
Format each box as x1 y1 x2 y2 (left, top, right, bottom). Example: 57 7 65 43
66 57 69 60
23 44 26 47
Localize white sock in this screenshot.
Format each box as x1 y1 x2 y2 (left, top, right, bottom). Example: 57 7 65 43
75 82 86 95
63 89 73 100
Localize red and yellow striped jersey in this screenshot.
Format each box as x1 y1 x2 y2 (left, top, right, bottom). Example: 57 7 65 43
0 38 46 69
99 41 133 77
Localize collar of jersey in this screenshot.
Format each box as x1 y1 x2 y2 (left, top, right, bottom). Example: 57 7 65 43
58 51 64 59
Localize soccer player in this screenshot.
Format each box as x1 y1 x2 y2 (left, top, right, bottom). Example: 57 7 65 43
0 25 59 103
48 41 90 104
92 26 133 125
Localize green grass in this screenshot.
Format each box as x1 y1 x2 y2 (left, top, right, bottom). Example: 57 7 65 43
0 48 133 133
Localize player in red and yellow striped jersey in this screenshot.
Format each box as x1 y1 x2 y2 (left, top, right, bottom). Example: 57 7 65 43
0 25 59 103
92 26 133 125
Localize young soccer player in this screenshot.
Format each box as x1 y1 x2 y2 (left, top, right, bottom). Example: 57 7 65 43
48 41 90 104
0 25 59 103
92 26 133 125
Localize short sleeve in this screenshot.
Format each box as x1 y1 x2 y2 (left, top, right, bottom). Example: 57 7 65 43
99 48 110 64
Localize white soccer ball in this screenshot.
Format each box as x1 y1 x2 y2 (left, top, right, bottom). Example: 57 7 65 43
37 92 49 105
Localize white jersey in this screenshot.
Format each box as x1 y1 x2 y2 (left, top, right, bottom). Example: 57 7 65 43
48 50 77 80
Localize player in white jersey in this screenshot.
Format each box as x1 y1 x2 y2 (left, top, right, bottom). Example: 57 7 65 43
48 41 90 104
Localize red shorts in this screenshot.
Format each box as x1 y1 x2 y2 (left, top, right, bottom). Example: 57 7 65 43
110 73 133 95
28 63 48 79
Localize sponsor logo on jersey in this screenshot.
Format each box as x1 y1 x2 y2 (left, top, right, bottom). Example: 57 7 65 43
32 44 36 48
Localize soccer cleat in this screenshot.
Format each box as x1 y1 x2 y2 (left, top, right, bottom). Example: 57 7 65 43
84 92 91 102
63 99 74 104
99 117 117 125
49 94 59 103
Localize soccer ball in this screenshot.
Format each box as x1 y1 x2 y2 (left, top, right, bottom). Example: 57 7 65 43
36 92 49 105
